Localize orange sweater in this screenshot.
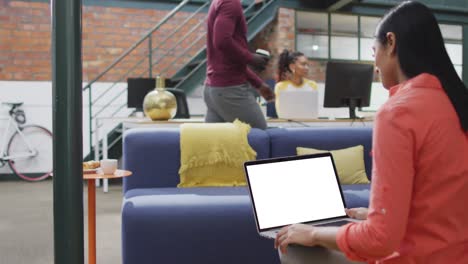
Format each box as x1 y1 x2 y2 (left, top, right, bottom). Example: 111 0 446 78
337 73 468 263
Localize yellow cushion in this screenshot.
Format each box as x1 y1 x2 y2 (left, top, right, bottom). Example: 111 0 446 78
178 120 256 187
296 145 370 184
179 165 248 187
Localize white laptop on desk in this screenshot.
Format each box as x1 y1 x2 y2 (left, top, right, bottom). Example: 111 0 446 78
243 153 359 239
276 90 319 119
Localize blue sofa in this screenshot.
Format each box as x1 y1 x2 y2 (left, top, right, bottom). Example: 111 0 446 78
122 127 373 264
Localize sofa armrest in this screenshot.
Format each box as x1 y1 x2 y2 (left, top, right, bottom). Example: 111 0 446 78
123 128 181 192
122 187 280 264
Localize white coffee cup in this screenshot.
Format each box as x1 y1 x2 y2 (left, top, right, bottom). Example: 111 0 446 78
256 49 270 59
100 159 118 175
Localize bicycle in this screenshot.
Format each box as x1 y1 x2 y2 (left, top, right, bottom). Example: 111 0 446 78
0 102 53 181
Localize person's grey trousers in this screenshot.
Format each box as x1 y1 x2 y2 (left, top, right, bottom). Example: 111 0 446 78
279 246 364 264
203 83 267 130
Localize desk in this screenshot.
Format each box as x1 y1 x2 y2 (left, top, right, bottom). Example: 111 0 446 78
121 117 374 129
268 117 373 127
84 170 132 264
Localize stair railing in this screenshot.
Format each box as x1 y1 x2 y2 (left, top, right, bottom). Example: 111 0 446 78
84 0 269 159
158 0 259 81
89 2 210 120
82 0 199 156
170 0 277 92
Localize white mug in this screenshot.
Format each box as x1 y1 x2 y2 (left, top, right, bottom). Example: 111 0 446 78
255 48 270 59
100 159 118 175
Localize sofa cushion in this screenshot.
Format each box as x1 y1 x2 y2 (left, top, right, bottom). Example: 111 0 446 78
123 186 369 226
297 145 370 184
267 127 373 180
341 184 371 208
123 128 270 192
122 187 280 264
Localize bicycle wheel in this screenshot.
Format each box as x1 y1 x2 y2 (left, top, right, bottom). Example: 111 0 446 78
7 125 53 181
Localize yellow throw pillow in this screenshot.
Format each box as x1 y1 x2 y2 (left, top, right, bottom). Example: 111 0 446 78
296 145 370 184
178 120 256 187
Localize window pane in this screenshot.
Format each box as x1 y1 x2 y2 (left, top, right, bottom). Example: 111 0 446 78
331 14 357 36
297 12 328 35
360 16 380 38
360 38 374 61
445 43 462 65
297 34 328 59
361 82 388 112
331 36 358 60
439 24 462 41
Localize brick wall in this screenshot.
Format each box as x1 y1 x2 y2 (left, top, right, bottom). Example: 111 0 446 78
0 0 205 82
0 2 327 83
0 1 51 80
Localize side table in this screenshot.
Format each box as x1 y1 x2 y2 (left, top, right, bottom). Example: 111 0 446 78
84 169 132 264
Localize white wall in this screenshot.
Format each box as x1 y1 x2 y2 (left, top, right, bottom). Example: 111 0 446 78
0 81 53 174
0 81 133 173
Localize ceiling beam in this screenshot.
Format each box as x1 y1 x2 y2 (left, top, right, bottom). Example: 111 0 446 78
360 0 468 15
328 0 355 11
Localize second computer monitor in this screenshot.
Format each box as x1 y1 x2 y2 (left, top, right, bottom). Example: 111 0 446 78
324 61 374 119
127 77 156 111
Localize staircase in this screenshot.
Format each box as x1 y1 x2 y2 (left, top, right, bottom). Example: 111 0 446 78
83 0 279 161
168 0 279 93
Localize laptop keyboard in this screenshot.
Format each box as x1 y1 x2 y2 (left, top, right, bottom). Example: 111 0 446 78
315 220 351 227
261 221 351 239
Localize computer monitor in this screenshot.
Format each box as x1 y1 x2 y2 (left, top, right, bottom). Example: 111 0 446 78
324 62 374 119
165 88 190 118
127 78 156 111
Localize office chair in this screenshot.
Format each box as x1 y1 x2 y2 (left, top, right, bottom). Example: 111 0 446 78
265 79 278 118
166 88 190 118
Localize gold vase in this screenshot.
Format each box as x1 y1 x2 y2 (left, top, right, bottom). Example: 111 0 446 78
143 77 177 120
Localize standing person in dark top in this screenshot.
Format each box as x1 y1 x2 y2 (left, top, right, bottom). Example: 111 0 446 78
203 0 275 130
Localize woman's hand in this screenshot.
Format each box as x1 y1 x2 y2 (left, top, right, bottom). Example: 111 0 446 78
346 207 369 220
274 224 317 254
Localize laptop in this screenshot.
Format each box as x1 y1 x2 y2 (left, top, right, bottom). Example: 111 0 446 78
276 90 319 120
244 153 358 239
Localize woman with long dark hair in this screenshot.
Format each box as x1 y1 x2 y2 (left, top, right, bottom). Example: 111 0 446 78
274 49 318 117
274 1 468 263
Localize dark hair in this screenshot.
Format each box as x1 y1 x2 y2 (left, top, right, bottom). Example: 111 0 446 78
376 1 468 131
277 49 304 82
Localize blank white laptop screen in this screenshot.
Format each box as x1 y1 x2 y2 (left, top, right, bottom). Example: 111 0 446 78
276 90 319 119
245 155 346 230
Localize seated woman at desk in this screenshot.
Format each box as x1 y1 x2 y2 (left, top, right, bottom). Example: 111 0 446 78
274 49 319 119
